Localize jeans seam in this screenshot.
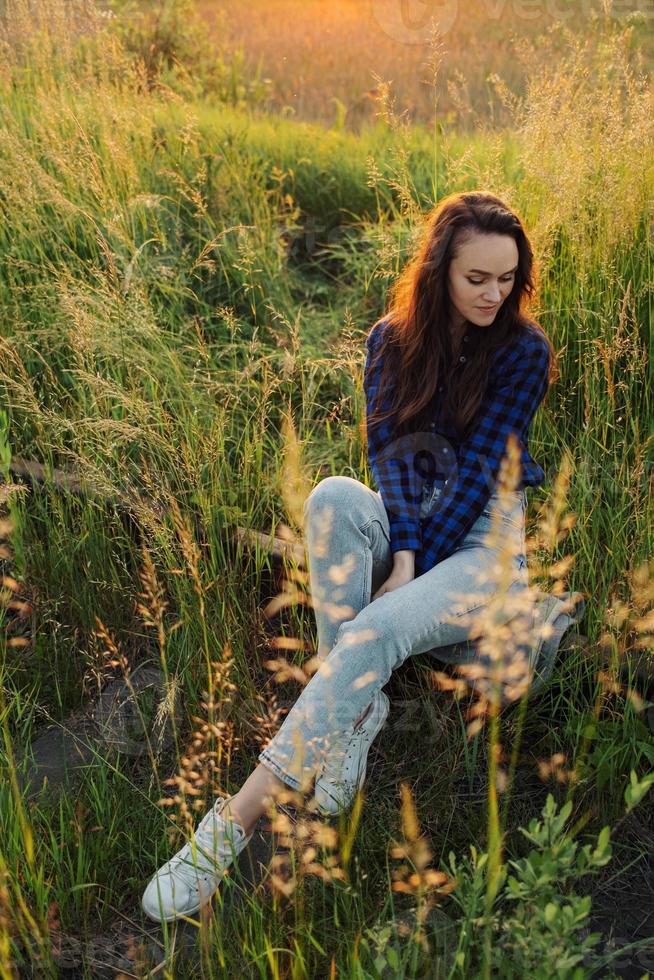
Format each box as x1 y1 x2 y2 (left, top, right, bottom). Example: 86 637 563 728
359 517 389 596
258 750 302 792
449 600 487 619
360 543 371 610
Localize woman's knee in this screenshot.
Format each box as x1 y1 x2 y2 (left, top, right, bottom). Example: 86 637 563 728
303 475 367 521
334 600 397 650
330 605 404 687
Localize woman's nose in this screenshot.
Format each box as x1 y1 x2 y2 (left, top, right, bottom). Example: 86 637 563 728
483 283 502 302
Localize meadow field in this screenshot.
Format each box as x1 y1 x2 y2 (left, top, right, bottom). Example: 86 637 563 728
196 0 654 130
0 0 653 976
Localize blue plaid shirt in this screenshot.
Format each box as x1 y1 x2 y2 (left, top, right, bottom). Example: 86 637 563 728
363 317 551 578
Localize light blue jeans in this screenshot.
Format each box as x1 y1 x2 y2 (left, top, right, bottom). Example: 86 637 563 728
258 475 528 793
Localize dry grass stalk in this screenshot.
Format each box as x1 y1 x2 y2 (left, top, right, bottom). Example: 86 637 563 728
262 787 346 900
160 645 239 842
390 783 456 951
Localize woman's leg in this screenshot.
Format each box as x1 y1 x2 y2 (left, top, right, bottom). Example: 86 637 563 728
219 763 289 836
224 476 394 831
301 475 394 729
301 475 395 660
142 483 528 922
256 483 528 795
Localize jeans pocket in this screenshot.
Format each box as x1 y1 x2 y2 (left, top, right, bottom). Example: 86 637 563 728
363 515 392 568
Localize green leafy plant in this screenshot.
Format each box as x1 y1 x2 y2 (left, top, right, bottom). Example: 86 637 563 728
107 0 271 105
446 794 613 979
357 792 654 979
624 768 654 812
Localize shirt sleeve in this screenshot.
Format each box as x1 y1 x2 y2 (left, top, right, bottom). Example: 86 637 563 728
420 330 551 568
363 320 423 555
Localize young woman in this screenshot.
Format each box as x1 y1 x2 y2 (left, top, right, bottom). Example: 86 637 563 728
142 190 557 923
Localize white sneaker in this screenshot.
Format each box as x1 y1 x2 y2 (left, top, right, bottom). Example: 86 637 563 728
314 689 390 816
141 795 254 922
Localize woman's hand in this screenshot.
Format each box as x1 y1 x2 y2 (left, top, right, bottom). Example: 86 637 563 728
370 565 414 602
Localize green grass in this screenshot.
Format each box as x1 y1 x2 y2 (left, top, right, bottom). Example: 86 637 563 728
0 1 653 976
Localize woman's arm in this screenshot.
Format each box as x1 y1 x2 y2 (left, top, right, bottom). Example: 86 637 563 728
363 319 423 559
393 549 416 570
420 328 551 568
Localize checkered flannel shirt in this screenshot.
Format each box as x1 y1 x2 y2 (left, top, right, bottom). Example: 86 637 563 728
363 316 551 578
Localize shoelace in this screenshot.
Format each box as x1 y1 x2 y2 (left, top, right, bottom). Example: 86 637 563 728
165 799 245 887
320 722 371 786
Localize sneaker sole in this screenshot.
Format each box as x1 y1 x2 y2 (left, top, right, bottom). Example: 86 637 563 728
142 893 206 923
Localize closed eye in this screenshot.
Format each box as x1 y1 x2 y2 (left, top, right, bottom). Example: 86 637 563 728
468 275 515 285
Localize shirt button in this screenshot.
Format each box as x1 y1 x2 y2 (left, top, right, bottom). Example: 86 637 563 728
442 448 449 454
429 421 435 429
463 335 469 342
459 355 466 362
438 385 443 392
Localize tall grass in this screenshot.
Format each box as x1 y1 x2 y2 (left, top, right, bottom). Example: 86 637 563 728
0 0 652 976
193 0 654 131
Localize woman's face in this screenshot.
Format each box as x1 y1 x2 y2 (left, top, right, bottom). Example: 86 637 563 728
447 232 519 330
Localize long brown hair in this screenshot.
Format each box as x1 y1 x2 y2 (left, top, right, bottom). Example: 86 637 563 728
367 191 558 444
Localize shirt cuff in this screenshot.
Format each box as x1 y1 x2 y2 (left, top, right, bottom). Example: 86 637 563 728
388 518 422 555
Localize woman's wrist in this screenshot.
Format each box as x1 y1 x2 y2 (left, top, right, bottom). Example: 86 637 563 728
393 549 415 571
